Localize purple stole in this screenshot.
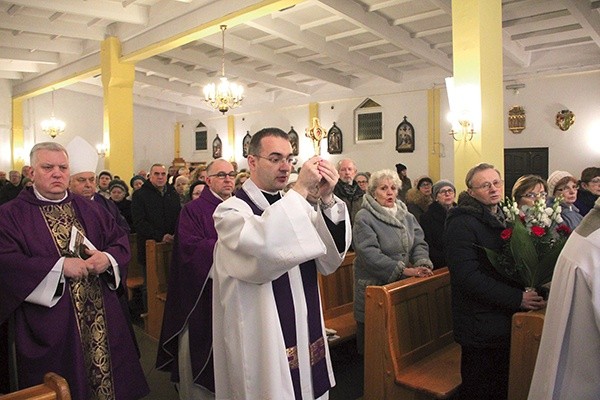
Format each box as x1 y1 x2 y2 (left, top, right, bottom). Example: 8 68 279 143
236 189 331 399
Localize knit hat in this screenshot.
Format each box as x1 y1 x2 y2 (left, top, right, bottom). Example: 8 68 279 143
109 179 129 195
98 170 113 180
432 180 455 198
415 175 433 189
130 175 146 188
547 170 574 196
65 136 98 175
395 163 407 174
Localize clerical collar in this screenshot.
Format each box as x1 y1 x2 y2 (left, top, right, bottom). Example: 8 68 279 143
33 185 68 203
262 191 282 205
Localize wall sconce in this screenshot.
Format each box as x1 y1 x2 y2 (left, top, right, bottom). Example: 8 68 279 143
96 143 107 158
445 77 478 142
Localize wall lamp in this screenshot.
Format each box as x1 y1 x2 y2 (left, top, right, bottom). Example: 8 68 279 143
445 77 478 142
96 143 107 158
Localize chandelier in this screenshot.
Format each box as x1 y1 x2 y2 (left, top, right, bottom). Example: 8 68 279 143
41 90 66 139
203 25 244 114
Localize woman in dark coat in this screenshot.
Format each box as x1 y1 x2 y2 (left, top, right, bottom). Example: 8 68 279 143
419 180 456 269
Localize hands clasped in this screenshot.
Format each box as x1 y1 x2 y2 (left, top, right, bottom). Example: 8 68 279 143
293 156 339 204
63 249 111 280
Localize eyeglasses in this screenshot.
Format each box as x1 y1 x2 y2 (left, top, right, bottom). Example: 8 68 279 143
522 191 547 199
208 171 237 179
438 188 455 195
419 182 433 188
587 178 600 185
253 154 297 166
471 179 503 191
555 184 578 192
356 180 368 184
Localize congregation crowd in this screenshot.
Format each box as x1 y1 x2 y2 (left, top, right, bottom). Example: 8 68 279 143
0 129 599 400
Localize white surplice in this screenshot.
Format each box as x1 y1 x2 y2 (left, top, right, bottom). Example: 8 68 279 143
528 203 600 400
212 179 351 400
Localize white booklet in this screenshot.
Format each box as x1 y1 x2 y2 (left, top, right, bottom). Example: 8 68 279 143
68 226 97 259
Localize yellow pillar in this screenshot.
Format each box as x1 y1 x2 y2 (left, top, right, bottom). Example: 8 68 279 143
427 88 441 182
227 115 235 162
11 99 25 170
451 0 504 191
101 37 135 180
308 102 319 123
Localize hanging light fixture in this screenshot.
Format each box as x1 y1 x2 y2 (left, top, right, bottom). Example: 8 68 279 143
203 25 244 114
41 90 66 139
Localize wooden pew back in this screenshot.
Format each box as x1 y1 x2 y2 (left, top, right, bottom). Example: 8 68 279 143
125 233 144 300
0 373 71 400
508 308 545 400
318 251 356 345
364 268 461 400
145 240 172 340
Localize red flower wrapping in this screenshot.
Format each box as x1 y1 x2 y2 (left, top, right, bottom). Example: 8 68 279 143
501 228 513 240
531 226 545 237
556 224 571 236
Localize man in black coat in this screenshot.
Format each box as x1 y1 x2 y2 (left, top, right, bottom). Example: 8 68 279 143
444 163 545 400
132 163 181 311
0 170 23 205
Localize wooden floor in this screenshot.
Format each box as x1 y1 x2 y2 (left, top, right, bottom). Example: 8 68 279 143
134 325 364 400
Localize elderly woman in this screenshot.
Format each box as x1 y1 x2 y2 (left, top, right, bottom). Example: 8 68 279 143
405 175 433 220
353 169 433 354
547 170 583 230
574 166 600 216
511 174 548 209
420 180 456 269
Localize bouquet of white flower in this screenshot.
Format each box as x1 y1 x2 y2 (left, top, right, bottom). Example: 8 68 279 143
484 197 571 289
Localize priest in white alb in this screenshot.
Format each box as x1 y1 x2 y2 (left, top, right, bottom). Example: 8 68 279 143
212 127 351 400
529 197 600 399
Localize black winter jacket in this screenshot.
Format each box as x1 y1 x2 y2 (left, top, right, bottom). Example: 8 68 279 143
444 195 522 348
420 201 454 269
132 181 181 264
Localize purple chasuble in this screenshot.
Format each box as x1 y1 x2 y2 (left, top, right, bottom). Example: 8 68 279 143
236 188 331 399
156 188 220 391
0 187 149 400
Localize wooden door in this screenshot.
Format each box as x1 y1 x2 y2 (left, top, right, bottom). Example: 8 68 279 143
504 148 548 196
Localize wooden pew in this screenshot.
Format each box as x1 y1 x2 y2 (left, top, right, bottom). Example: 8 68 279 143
145 240 172 340
318 251 355 346
0 373 71 400
364 268 461 400
125 233 144 301
508 308 546 400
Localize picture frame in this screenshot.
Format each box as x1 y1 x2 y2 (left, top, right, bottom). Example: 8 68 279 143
288 126 299 156
212 134 222 159
242 131 252 158
396 116 415 153
327 122 343 154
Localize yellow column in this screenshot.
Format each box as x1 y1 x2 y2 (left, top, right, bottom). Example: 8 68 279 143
11 99 24 170
427 88 441 182
451 0 504 191
101 37 135 180
308 102 319 123
227 115 235 161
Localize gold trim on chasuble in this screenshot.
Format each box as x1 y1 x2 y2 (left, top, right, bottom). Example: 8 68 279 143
286 336 326 370
40 203 115 399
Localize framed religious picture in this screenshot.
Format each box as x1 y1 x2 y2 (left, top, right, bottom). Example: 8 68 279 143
327 122 343 154
212 134 222 159
396 116 415 153
288 126 299 156
242 131 252 158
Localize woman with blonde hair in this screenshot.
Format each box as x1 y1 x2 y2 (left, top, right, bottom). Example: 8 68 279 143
352 169 433 354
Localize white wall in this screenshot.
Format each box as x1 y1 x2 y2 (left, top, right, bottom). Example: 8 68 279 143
503 71 600 176
19 90 176 177
3 70 599 183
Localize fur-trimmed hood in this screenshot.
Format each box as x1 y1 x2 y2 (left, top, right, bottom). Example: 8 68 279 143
405 187 433 210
